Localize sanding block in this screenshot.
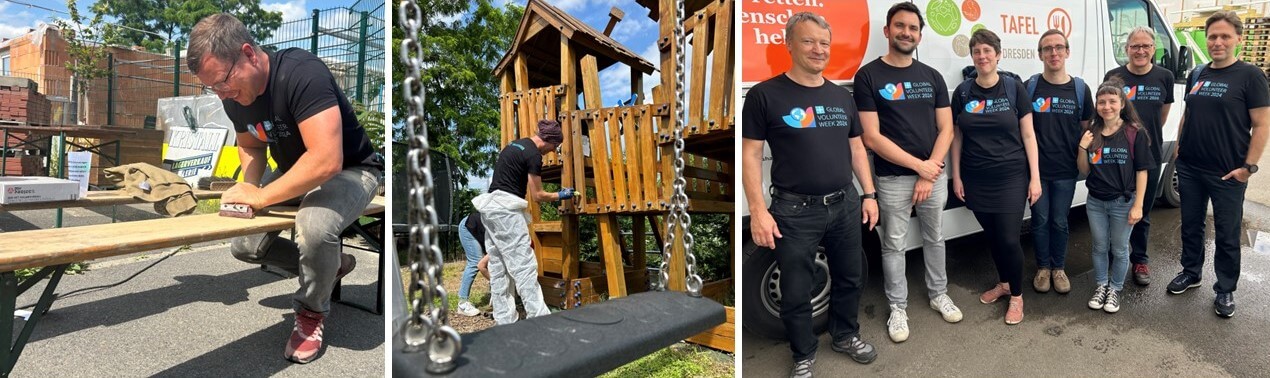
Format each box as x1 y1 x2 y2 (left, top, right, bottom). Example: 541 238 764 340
219 203 255 219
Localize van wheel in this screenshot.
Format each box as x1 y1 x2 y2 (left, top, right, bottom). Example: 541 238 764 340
1160 163 1181 208
741 227 830 340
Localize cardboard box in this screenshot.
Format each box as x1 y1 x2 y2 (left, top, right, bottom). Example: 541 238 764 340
0 176 81 204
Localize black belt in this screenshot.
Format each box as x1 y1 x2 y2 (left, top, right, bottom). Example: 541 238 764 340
769 186 850 206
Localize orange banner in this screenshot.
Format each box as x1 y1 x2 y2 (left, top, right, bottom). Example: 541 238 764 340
741 1 871 83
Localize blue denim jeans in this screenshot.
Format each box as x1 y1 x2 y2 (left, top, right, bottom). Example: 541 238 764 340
1030 179 1077 269
1087 196 1135 291
457 216 484 301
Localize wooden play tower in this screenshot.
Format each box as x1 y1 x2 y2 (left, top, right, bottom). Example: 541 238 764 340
492 0 734 350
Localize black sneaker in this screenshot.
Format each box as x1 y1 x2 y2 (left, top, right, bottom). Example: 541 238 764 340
831 335 877 364
1166 273 1201 295
1215 292 1235 318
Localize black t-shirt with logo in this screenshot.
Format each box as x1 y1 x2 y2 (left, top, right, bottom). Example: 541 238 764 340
1104 65 1175 164
1025 75 1095 181
853 58 950 177
1085 127 1155 201
1179 61 1270 176
951 78 1032 174
742 74 863 195
223 48 380 173
489 138 542 198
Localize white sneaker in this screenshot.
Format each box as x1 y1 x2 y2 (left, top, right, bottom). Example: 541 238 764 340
457 301 481 317
929 293 963 323
887 304 909 343
1088 285 1109 310
1103 290 1121 313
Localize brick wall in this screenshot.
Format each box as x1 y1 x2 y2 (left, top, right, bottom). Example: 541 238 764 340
0 77 51 125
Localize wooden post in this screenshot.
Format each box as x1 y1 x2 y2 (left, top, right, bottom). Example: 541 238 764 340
603 6 625 36
559 35 581 281
598 214 627 297
708 1 733 130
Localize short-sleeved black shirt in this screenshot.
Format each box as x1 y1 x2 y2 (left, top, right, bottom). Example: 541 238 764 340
742 74 863 195
223 48 380 173
1085 127 1155 201
1025 75 1094 180
489 138 542 198
1104 65 1175 163
1179 61 1270 176
951 78 1032 174
853 58 950 177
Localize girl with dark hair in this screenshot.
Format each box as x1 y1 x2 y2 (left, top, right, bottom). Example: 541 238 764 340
1077 78 1155 314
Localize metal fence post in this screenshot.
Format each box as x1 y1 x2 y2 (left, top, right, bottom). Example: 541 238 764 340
173 40 182 97
356 11 368 103
311 9 321 54
107 53 114 126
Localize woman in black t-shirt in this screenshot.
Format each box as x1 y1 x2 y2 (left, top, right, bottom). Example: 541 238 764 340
951 29 1042 326
1077 79 1154 315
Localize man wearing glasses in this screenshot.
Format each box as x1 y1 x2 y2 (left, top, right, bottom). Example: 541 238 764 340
1024 29 1093 296
1103 26 1174 287
187 13 382 363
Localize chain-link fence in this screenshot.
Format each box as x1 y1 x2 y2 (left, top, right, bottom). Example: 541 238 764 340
260 3 386 112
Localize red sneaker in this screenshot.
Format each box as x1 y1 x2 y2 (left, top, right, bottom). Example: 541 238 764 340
285 309 326 363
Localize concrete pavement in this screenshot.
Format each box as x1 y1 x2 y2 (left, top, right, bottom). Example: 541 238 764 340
2 205 384 377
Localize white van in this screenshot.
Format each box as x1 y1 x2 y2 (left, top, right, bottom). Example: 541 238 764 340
741 0 1194 339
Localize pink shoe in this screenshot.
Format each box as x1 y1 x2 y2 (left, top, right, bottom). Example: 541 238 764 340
285 309 326 363
1005 296 1024 325
980 282 1010 304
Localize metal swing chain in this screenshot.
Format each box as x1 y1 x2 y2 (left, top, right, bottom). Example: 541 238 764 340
398 0 461 374
659 0 704 297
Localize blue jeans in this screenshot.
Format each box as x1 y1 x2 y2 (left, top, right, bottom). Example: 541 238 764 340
457 216 484 301
1030 179 1076 269
1087 196 1134 291
1178 161 1246 293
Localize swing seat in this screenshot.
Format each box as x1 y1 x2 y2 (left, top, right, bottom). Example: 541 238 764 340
393 290 727 377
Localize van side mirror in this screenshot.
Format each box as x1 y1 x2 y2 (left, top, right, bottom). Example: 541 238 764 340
1177 46 1194 81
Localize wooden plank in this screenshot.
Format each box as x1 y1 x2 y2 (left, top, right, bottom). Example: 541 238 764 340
597 214 626 298
587 111 615 210
501 73 514 145
0 197 384 272
688 7 710 136
630 66 644 104
0 189 222 212
708 0 732 131
570 112 588 213
685 199 733 213
560 36 578 211
561 215 579 279
686 306 735 352
631 215 648 270
515 55 532 141
607 108 629 211
667 221 687 292
545 88 560 165
580 55 603 110
623 108 644 211
639 107 659 209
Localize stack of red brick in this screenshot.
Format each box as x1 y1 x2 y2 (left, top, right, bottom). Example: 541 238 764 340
0 77 51 125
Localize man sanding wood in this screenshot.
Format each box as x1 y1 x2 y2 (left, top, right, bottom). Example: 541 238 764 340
187 13 383 364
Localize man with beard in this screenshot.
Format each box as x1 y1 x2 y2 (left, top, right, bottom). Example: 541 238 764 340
853 2 961 344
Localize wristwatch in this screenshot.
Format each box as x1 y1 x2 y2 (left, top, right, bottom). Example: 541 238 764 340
1243 163 1259 174
860 193 877 200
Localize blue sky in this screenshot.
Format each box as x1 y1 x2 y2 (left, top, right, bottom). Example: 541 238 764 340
0 0 372 40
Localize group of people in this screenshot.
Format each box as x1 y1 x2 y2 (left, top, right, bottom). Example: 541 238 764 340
742 4 1267 377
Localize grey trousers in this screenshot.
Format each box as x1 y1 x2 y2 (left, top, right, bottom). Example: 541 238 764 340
230 165 382 314
876 174 949 308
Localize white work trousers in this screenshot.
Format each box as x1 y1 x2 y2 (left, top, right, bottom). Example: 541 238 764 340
472 190 550 324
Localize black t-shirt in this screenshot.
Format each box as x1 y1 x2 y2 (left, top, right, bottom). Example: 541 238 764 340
224 48 380 173
742 74 863 195
951 78 1032 174
1179 61 1270 176
1085 128 1155 201
1025 75 1094 180
464 211 485 248
852 58 950 177
1104 65 1175 163
489 138 542 198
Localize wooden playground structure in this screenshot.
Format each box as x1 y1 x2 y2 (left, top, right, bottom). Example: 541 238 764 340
491 0 734 351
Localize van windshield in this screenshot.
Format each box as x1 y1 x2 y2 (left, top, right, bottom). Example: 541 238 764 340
1108 0 1176 67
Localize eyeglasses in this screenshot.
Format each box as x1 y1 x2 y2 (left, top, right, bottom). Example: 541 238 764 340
203 54 241 93
1040 45 1068 54
1128 44 1154 51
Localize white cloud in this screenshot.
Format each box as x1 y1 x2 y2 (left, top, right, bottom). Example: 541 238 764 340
0 4 44 40
262 0 308 22
609 11 655 42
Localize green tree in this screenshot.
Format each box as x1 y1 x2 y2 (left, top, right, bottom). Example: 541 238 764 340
90 0 283 52
392 0 521 186
56 0 118 125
